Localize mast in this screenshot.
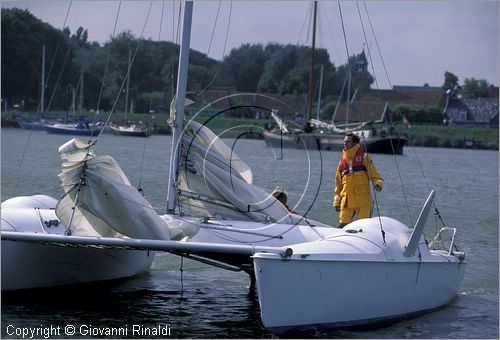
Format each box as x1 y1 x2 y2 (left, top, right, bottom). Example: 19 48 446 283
346 67 351 124
306 1 317 121
79 69 84 114
167 1 193 213
40 45 46 115
316 64 324 120
125 49 131 117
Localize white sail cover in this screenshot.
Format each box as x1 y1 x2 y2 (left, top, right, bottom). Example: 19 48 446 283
56 138 173 239
176 120 300 224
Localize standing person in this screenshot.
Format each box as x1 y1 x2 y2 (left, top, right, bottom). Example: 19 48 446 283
333 132 384 228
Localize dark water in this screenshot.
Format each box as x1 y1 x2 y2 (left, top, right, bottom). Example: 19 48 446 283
1 128 498 338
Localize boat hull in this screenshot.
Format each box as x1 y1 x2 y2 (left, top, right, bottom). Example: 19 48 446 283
263 130 407 154
320 134 407 154
1 195 154 291
44 125 101 136
263 130 320 150
1 239 154 291
16 118 47 130
109 125 152 137
253 257 465 334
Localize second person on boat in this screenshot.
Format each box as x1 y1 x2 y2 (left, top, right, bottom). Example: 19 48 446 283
333 132 384 228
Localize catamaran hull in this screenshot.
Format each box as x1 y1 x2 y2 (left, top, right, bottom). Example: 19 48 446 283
1 239 154 291
1 195 155 291
253 257 465 334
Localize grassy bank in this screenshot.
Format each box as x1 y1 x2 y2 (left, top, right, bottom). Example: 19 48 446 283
3 111 498 150
392 124 498 150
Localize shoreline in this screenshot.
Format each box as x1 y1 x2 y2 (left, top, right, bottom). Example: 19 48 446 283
2 116 498 151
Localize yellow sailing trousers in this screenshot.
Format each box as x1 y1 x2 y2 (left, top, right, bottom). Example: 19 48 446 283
339 204 372 224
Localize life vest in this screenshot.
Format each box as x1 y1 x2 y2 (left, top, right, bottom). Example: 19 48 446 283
340 146 366 177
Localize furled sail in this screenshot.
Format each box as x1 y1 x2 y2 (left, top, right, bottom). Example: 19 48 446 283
56 138 176 239
176 120 300 224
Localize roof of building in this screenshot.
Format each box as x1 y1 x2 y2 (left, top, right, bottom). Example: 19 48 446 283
332 86 446 122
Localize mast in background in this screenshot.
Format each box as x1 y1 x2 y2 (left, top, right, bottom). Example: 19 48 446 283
40 45 46 115
125 49 131 117
306 1 317 121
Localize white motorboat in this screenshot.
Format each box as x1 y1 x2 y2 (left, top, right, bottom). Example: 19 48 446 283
109 122 153 137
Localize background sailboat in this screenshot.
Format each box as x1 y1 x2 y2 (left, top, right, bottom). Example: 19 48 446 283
263 2 408 154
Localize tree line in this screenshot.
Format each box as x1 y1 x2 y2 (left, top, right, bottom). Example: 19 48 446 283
1 8 493 117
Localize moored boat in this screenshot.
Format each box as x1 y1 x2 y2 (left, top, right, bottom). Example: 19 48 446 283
44 120 102 136
16 117 48 130
109 122 153 137
263 126 408 154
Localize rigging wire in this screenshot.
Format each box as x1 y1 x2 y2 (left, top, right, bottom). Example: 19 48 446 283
169 2 183 101
338 1 388 242
158 1 166 41
360 0 440 230
12 0 74 197
362 1 392 89
196 2 233 96
296 3 312 46
337 1 351 61
137 0 174 192
321 2 342 64
94 2 122 115
304 2 314 47
206 2 223 58
95 0 155 140
354 1 414 227
40 1 74 116
348 1 443 234
45 47 72 113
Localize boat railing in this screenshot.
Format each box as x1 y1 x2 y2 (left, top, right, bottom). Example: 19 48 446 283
428 227 462 257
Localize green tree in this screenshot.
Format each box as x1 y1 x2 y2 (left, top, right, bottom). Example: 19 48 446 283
1 8 72 111
220 43 267 92
392 104 442 124
460 78 491 98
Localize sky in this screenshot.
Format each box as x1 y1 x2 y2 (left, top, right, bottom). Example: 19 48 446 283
3 0 499 89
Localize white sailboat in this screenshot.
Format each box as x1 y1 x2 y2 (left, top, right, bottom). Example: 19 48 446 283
1 1 465 335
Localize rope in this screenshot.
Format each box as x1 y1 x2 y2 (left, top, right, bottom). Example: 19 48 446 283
96 1 155 140
158 1 166 41
11 1 73 197
296 2 313 46
41 1 74 115
94 2 122 115
337 1 386 242
362 1 392 89
179 256 184 293
196 2 232 96
337 2 351 60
